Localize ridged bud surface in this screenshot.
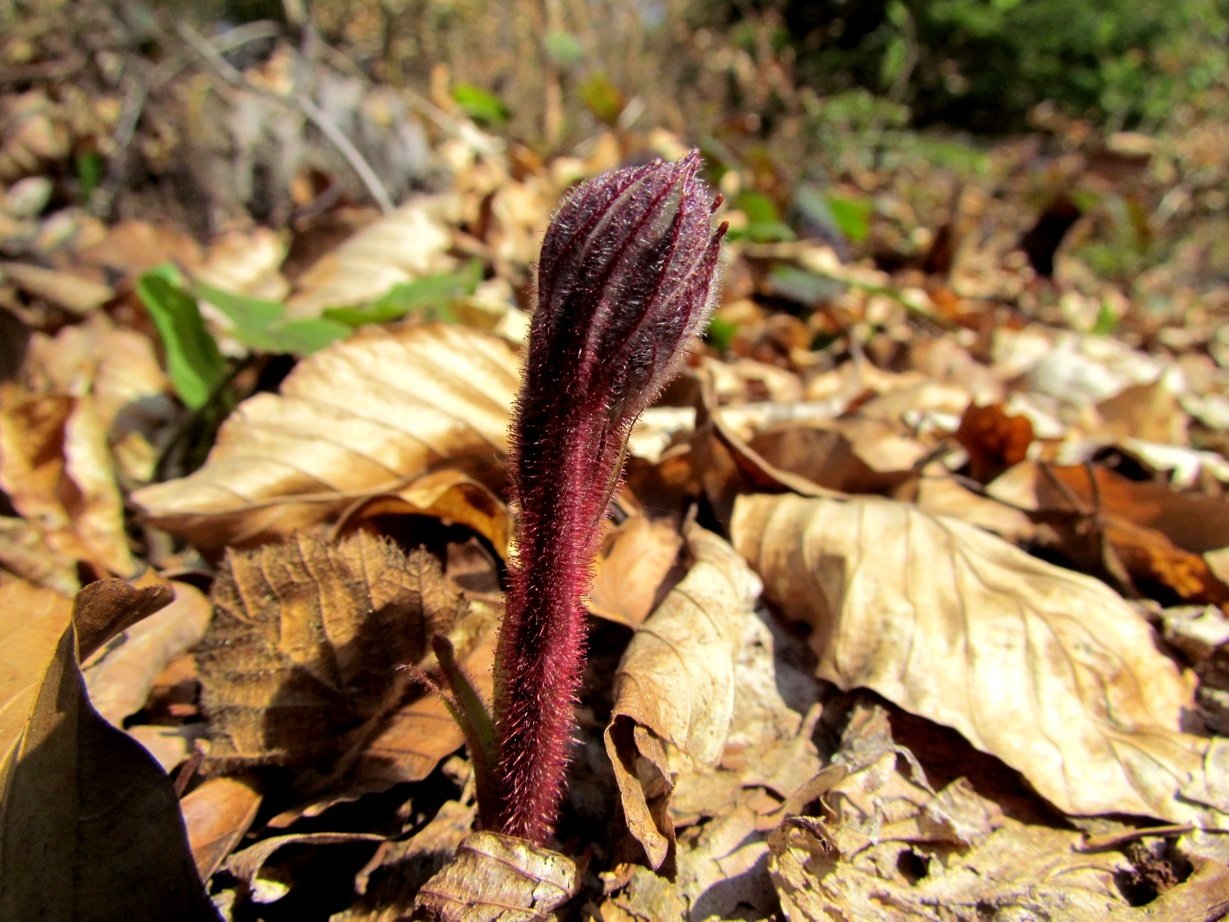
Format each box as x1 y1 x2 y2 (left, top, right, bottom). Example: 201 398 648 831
492 151 726 843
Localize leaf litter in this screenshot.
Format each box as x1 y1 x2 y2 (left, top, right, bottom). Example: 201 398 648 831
2 25 1229 922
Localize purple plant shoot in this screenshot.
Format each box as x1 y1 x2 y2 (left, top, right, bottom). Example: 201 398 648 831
491 151 727 844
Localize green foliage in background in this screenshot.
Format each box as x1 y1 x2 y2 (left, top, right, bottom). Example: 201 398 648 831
705 0 1229 132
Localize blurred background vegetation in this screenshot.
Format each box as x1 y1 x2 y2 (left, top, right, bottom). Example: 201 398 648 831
179 0 1229 148
3 0 1226 298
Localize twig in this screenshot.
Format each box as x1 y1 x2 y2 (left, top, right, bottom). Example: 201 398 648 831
175 20 396 214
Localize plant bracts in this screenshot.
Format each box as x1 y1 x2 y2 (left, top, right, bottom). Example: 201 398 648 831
491 151 726 843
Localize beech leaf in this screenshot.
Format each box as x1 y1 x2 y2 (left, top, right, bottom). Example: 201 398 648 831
133 323 519 552
732 493 1229 827
604 523 762 870
413 831 577 921
197 530 461 791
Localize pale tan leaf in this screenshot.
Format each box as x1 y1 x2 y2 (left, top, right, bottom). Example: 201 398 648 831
732 492 1229 826
23 315 173 485
194 227 289 303
413 831 577 922
285 195 461 316
84 581 213 727
588 515 683 628
0 260 112 314
0 389 136 574
198 531 460 792
0 515 79 594
182 774 264 881
604 523 762 870
133 323 519 552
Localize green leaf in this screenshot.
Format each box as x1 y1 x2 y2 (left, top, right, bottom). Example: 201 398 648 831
770 265 847 305
704 315 739 353
194 281 350 355
579 72 625 124
452 83 510 127
824 194 873 243
728 191 796 243
323 263 483 327
136 266 228 410
543 30 584 70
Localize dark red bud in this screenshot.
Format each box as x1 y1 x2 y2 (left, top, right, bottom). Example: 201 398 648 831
491 152 725 844
526 149 727 426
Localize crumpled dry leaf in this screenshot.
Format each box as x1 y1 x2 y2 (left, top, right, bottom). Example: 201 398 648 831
989 462 1229 605
198 530 461 791
413 831 578 922
768 701 1135 921
604 523 762 870
0 579 214 921
0 387 136 575
954 401 1035 483
732 492 1229 827
133 323 519 552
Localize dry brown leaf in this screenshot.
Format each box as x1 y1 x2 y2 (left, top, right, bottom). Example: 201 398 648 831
339 799 474 922
993 461 1229 554
84 580 213 727
182 774 264 881
747 417 928 495
354 618 496 788
732 493 1229 827
133 323 518 552
198 530 460 791
768 702 1133 921
72 575 175 661
413 831 578 921
225 831 386 902
954 401 1035 483
989 463 1229 604
285 195 461 316
340 469 511 560
0 260 112 314
0 579 213 921
0 388 136 575
0 514 80 593
588 515 683 628
604 523 762 870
